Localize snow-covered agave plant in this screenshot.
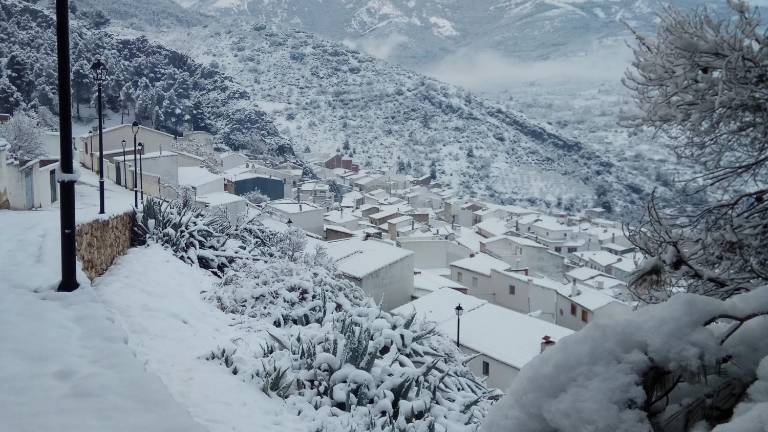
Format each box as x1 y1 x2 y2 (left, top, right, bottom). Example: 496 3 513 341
207 305 500 432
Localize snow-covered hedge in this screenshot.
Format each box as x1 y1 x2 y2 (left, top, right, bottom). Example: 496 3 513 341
481 288 768 432
144 197 499 431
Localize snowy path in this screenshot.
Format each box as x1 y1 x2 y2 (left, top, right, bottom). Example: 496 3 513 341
95 245 306 432
1 167 308 432
0 196 206 431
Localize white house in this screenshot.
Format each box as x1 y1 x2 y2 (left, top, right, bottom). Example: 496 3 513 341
178 166 224 196
0 149 59 210
266 199 325 235
398 238 471 270
323 209 361 231
571 250 626 275
79 124 175 171
196 192 248 224
216 152 248 171
393 289 573 388
325 238 415 310
479 235 565 279
412 269 467 298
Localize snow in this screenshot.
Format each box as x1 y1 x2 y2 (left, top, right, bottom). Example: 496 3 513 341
392 287 486 324
96 245 305 432
450 253 511 276
475 218 511 237
413 269 466 296
267 199 321 213
178 166 222 187
454 228 487 252
0 190 205 431
324 209 359 224
196 191 245 206
573 250 622 267
482 288 768 432
438 302 574 370
566 266 607 281
324 237 413 279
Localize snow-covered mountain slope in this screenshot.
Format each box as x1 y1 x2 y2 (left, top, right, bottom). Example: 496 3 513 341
160 0 726 65
155 22 653 210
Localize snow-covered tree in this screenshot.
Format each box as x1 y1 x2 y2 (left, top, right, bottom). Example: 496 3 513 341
623 1 768 302
0 111 45 158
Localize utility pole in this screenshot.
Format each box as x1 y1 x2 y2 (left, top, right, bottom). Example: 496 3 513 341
55 0 79 292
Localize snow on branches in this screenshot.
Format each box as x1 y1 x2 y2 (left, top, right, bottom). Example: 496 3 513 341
481 287 768 432
623 2 768 302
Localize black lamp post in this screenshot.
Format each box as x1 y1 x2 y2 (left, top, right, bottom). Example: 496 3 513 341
131 121 140 207
286 218 293 228
55 0 78 292
120 139 127 188
454 303 464 347
90 57 108 215
138 142 145 204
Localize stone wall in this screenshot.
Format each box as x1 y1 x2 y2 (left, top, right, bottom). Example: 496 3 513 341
76 211 134 280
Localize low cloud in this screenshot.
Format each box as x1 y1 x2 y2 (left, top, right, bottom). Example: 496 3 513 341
420 45 635 92
343 33 409 60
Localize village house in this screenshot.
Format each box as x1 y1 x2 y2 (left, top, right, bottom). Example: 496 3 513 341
178 166 224 197
223 166 287 200
571 250 626 275
79 124 175 172
479 235 566 280
323 209 360 231
324 238 415 310
0 139 59 210
266 199 324 235
215 152 248 171
324 225 358 241
474 218 512 238
412 269 467 298
195 192 248 224
393 289 573 388
398 238 471 270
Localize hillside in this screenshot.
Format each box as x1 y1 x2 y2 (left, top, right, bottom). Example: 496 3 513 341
0 0 291 155
159 0 726 66
154 21 653 211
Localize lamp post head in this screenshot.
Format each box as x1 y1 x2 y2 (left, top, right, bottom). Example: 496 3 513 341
121 139 126 148
286 218 293 226
138 142 144 154
131 121 140 136
90 58 108 83
455 303 464 317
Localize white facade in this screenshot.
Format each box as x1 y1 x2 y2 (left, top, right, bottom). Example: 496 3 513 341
480 235 565 279
267 199 325 235
399 238 471 269
80 124 176 171
325 238 415 310
1 149 59 210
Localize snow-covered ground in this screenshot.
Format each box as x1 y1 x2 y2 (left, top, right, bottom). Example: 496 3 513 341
0 167 306 432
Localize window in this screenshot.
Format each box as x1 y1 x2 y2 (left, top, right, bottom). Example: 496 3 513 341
568 247 578 253
581 310 589 323
482 361 490 376
472 276 478 288
570 303 577 316
508 285 516 295
559 308 564 316
457 272 463 282
554 246 562 253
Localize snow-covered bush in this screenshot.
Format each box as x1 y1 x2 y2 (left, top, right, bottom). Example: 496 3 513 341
481 288 768 432
143 196 498 430
207 300 499 432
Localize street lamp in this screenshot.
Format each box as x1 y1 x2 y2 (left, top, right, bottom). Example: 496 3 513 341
120 139 127 189
454 303 464 347
138 142 145 204
55 0 79 292
286 218 293 228
131 121 140 207
90 57 108 215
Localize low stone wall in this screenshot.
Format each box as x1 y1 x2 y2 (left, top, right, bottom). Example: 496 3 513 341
76 211 134 280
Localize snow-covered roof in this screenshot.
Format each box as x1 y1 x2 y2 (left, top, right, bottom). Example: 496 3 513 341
450 253 510 276
574 251 622 267
610 258 639 273
454 229 486 253
178 167 222 188
324 210 359 224
140 151 178 160
566 267 607 282
387 215 413 225
583 276 626 290
438 303 573 369
196 192 245 206
324 225 357 235
474 218 510 237
602 242 632 252
268 199 321 214
392 288 485 324
561 283 626 311
413 271 466 295
369 209 398 219
482 235 547 249
324 238 413 279
533 218 571 232
516 214 542 225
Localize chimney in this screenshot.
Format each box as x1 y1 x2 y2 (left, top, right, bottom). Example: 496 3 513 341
597 280 605 290
540 336 556 353
611 232 615 242
570 279 579 297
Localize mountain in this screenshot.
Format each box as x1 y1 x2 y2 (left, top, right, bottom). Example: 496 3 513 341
158 0 725 66
152 20 655 211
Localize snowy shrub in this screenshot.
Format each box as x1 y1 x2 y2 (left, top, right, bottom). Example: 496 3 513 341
207 303 500 432
482 288 768 432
